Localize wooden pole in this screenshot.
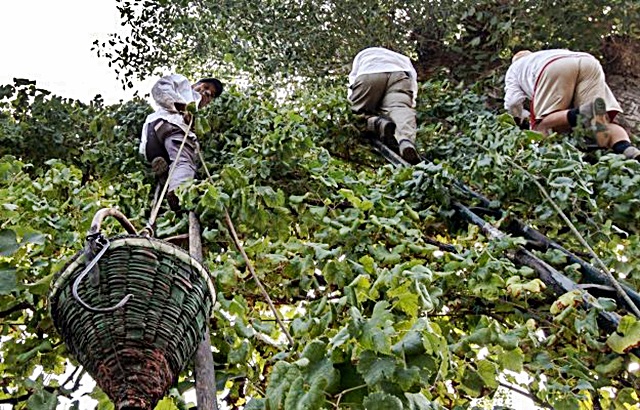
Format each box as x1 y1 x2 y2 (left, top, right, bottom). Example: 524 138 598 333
189 211 218 410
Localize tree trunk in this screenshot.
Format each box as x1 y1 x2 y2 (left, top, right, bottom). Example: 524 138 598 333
602 36 640 136
605 75 640 136
189 212 218 410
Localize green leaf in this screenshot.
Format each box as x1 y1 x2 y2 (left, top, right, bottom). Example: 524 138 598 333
550 290 582 315
155 397 179 410
387 281 420 317
554 396 580 410
595 357 624 376
0 229 20 256
284 375 327 410
24 273 54 296
607 315 640 354
185 101 197 114
0 265 18 295
391 330 425 357
499 347 524 372
228 340 251 364
266 362 301 409
613 388 640 408
359 255 376 274
357 351 397 385
476 359 498 388
26 388 57 410
362 392 403 410
329 326 350 349
16 340 53 364
395 367 421 390
244 398 266 410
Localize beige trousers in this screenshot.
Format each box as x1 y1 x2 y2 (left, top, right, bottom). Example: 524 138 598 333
349 71 416 143
534 55 622 119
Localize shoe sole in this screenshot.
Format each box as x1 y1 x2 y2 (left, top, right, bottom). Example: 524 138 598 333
623 146 640 160
592 97 610 146
151 157 169 177
592 97 608 130
401 145 421 165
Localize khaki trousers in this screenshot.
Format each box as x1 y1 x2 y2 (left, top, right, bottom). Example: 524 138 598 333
534 55 622 119
146 120 198 192
349 71 416 143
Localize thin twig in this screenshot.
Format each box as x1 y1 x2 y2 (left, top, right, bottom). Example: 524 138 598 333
223 209 295 347
333 384 368 408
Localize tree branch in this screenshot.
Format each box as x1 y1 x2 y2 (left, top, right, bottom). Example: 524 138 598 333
0 301 34 318
0 394 29 405
498 381 553 410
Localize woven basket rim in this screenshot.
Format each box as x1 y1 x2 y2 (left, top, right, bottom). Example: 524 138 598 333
49 235 216 306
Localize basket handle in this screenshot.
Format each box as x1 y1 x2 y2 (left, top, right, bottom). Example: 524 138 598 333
88 208 138 236
71 208 137 313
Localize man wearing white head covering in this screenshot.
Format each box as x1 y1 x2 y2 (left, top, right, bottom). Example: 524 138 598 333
140 73 224 210
348 47 421 164
504 49 640 160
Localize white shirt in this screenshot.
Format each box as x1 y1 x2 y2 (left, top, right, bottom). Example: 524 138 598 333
139 74 202 158
504 49 592 118
348 47 418 107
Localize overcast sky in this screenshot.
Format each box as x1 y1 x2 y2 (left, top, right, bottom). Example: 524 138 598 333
0 0 153 104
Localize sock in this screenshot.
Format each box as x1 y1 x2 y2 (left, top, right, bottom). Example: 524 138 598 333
612 141 632 154
567 108 579 127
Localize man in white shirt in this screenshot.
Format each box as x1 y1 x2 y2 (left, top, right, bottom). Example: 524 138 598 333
140 74 224 210
348 47 421 164
504 49 640 160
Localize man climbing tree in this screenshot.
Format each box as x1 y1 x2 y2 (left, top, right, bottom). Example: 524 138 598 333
140 74 224 210
348 47 422 165
504 49 640 160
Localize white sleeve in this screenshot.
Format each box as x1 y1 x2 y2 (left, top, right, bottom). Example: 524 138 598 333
409 66 418 107
151 74 190 112
503 67 526 118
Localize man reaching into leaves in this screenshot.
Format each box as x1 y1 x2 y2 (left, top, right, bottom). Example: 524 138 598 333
139 73 224 210
348 47 421 165
504 49 640 160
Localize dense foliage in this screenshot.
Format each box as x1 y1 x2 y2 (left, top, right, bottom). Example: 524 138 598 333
2 1 640 409
3 76 640 409
98 0 640 84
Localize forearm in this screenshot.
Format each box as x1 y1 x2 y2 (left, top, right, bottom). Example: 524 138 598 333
152 76 188 111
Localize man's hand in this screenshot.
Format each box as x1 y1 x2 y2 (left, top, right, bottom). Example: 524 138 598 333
173 102 193 124
515 117 530 130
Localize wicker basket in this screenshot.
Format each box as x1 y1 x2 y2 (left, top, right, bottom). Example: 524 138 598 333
49 234 216 410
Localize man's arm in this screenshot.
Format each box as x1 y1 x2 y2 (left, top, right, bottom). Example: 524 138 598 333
151 74 191 112
503 67 527 119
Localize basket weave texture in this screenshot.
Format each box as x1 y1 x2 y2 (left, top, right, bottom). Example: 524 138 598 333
49 235 215 410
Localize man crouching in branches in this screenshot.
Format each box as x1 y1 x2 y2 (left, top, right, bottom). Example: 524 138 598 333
504 48 640 161
348 47 422 165
139 74 224 211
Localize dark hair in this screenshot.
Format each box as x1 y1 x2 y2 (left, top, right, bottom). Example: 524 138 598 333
196 78 224 97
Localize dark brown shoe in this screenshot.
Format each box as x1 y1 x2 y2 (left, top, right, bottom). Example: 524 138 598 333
167 191 181 212
399 140 421 165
